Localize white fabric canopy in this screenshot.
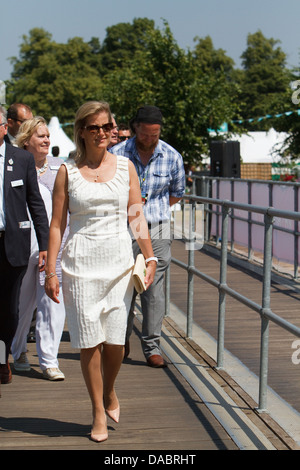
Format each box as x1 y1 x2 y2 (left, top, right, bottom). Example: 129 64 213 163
234 129 289 163
207 128 289 163
48 116 75 158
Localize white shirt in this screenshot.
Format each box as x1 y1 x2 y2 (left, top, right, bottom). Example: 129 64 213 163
7 131 16 146
0 141 6 230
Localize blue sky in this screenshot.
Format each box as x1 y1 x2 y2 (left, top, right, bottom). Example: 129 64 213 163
1 0 299 81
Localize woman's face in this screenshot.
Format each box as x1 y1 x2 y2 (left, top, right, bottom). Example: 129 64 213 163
26 124 50 161
81 112 112 152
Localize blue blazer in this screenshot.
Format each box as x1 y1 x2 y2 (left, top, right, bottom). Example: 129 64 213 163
3 144 49 267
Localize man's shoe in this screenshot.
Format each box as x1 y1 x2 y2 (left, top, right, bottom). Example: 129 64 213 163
27 328 36 343
146 355 167 368
0 361 12 384
43 368 65 381
14 352 31 372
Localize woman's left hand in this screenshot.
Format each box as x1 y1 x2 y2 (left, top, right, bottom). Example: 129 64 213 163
144 261 156 289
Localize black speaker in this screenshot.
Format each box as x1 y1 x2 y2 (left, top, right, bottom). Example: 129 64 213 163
210 141 240 178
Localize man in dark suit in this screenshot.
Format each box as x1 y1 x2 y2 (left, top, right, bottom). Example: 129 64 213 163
0 106 49 384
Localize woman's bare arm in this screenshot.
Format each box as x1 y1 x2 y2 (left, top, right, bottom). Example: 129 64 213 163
44 164 69 303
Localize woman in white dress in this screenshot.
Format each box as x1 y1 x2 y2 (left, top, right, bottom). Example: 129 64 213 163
45 101 156 443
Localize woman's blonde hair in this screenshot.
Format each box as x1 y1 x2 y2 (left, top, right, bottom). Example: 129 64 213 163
73 101 112 164
16 116 48 149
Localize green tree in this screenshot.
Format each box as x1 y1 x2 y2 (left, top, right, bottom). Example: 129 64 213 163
238 30 292 131
103 21 241 164
193 35 235 78
272 68 300 159
100 17 156 70
6 28 103 133
4 21 242 164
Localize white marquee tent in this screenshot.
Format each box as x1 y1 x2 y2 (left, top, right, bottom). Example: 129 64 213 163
48 116 75 158
207 128 290 164
232 128 289 163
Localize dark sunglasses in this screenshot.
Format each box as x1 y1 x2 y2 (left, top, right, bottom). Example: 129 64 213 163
12 118 27 124
84 123 114 134
118 135 130 142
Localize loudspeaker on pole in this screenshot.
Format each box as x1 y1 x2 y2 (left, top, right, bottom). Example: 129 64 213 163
210 141 240 178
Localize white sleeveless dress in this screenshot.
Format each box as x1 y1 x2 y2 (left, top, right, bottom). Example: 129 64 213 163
61 155 134 349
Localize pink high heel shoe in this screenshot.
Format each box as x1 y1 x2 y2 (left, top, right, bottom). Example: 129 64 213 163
90 430 108 443
90 429 108 442
90 416 108 442
105 403 120 423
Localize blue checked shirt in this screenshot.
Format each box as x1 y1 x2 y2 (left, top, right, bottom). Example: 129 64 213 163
111 137 185 223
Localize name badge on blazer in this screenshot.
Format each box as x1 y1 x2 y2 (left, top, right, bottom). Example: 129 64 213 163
11 179 24 187
19 221 31 229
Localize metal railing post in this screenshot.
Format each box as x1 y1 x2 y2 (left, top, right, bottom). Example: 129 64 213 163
187 200 196 338
165 264 170 317
258 212 273 412
247 181 253 261
294 185 299 279
217 204 230 369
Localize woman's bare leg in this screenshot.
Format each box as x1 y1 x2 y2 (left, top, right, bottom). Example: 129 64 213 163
80 344 107 435
102 344 124 411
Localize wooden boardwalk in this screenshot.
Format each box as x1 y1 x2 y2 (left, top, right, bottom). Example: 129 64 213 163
0 321 241 451
1 240 300 451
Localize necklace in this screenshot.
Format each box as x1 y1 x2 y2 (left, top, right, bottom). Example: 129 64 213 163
86 154 107 182
37 160 48 176
86 161 100 182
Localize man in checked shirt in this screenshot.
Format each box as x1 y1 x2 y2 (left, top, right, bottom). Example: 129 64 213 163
111 106 185 367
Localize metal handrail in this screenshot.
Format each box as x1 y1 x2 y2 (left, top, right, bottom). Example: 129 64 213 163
188 174 300 278
166 194 300 412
